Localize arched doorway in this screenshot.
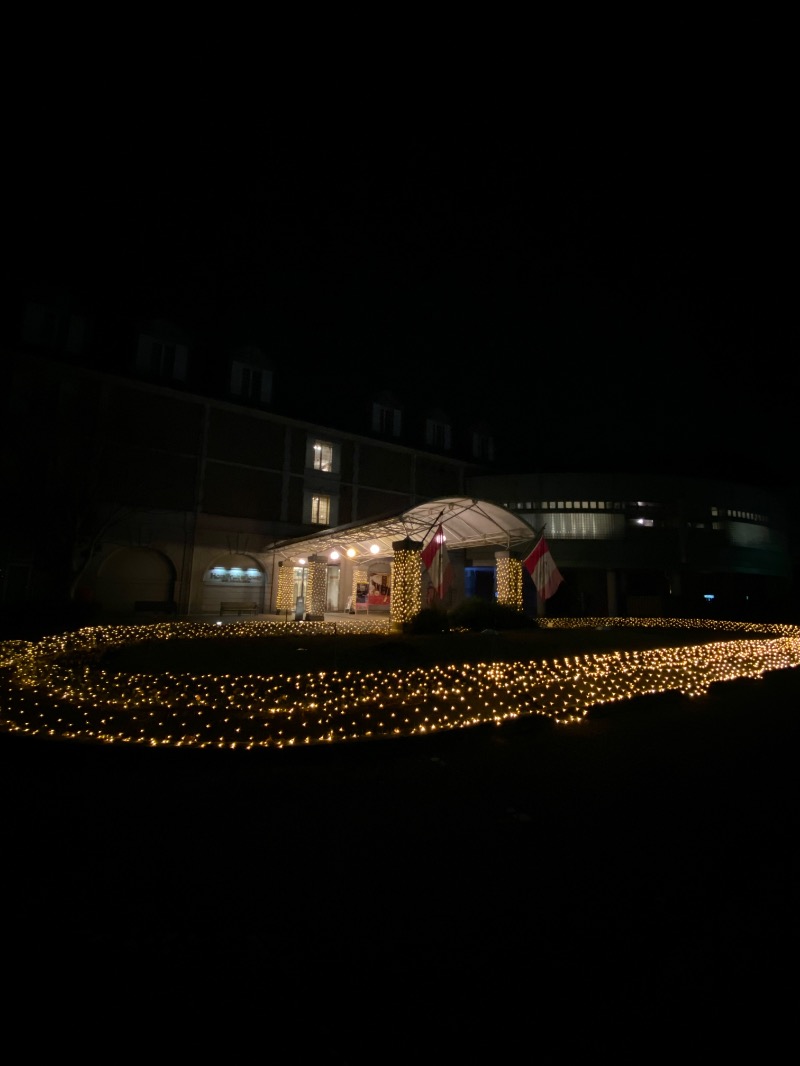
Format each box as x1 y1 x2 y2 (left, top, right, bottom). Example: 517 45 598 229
95 547 176 612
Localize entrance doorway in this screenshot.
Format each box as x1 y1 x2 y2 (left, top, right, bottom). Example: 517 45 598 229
464 566 495 603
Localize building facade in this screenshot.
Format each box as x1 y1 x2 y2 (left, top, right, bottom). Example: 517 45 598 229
1 292 794 626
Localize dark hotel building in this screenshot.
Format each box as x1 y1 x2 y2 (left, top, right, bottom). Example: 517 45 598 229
1 290 794 626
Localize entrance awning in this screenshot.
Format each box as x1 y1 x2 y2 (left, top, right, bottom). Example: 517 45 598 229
263 497 540 564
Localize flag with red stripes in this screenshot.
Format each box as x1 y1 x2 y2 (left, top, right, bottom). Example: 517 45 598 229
522 535 563 600
421 524 453 601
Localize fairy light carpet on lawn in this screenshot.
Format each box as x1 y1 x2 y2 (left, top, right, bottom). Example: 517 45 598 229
1 617 798 749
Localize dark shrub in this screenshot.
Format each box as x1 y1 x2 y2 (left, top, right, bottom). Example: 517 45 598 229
448 597 538 632
408 607 450 634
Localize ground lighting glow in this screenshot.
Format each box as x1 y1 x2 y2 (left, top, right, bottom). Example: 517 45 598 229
1 617 798 750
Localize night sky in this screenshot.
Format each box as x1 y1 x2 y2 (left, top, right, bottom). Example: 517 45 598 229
6 112 797 490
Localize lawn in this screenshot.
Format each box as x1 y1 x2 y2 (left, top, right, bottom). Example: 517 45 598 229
98 616 776 674
3 616 796 748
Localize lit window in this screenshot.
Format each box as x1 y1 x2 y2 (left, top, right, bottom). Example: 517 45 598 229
311 494 330 525
313 441 334 472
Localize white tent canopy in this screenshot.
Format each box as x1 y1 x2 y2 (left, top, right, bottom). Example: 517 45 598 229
263 497 540 565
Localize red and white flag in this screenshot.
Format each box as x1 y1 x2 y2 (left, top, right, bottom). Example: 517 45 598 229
522 535 563 601
421 524 453 601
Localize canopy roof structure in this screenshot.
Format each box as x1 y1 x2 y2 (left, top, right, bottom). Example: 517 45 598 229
263 497 540 565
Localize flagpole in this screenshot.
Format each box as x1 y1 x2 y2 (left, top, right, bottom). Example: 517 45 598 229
437 529 442 605
537 523 547 620
422 512 445 606
422 508 446 546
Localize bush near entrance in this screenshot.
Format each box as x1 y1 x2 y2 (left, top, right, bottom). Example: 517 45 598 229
408 598 539 634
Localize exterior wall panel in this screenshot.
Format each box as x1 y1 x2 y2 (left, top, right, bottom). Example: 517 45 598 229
207 409 286 465
416 457 463 498
358 445 413 491
355 488 415 518
104 387 203 452
203 463 284 521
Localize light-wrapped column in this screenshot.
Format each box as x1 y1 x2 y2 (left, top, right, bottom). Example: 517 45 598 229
306 555 328 617
495 550 523 611
276 562 295 612
390 538 423 628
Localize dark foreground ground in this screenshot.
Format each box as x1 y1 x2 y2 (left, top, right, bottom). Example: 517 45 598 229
2 620 798 1046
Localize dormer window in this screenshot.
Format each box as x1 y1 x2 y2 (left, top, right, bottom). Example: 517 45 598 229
371 395 402 437
22 302 58 347
21 299 89 354
231 359 272 403
151 340 176 377
425 415 452 451
135 325 188 381
472 429 495 461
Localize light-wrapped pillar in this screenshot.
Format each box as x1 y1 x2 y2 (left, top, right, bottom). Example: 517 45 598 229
390 538 423 630
495 550 523 611
276 562 295 613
